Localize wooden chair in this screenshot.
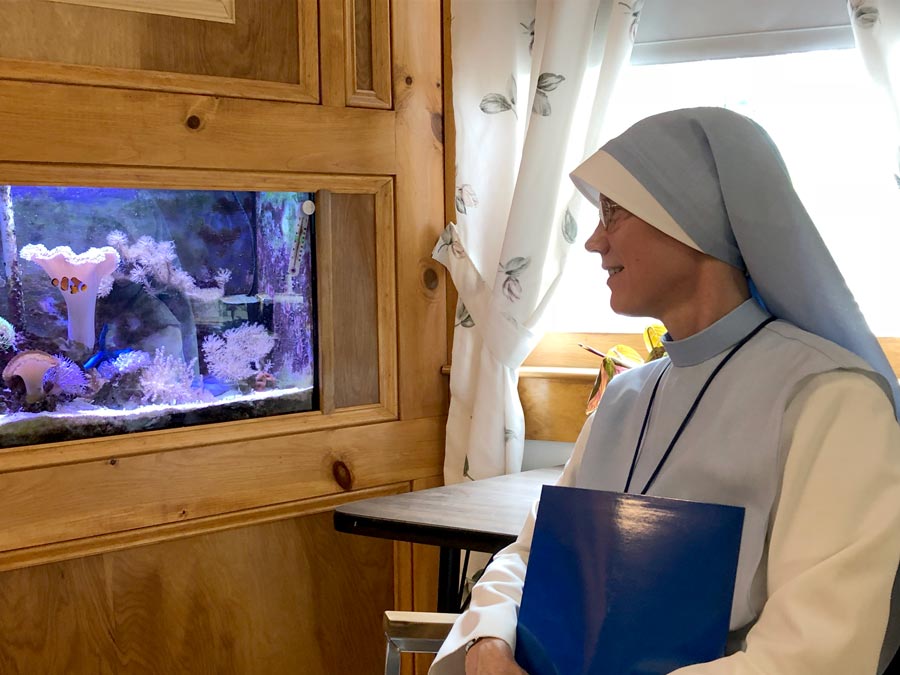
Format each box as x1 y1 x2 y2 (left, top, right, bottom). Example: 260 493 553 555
383 611 457 675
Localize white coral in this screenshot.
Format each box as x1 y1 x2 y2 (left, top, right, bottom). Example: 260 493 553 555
106 231 229 301
139 348 199 405
202 323 275 384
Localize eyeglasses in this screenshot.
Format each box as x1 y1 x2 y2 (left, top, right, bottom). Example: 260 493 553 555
599 196 630 230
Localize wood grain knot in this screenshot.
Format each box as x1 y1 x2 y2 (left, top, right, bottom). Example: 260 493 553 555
423 266 439 290
185 115 202 130
108 458 118 466
431 112 443 144
332 460 353 490
405 75 414 85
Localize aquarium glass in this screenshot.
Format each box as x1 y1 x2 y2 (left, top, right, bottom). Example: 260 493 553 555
0 186 317 447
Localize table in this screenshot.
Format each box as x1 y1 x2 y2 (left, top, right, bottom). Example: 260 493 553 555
333 466 563 612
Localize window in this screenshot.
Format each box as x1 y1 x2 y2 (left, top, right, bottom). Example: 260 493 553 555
546 48 900 336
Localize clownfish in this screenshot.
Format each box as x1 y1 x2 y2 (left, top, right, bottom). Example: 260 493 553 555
51 276 88 294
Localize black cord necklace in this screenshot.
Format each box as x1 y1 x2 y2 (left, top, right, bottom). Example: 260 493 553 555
623 316 776 495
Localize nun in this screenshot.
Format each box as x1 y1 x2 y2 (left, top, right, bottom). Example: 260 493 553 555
430 107 900 675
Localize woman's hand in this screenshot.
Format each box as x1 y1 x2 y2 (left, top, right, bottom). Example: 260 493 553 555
464 638 527 674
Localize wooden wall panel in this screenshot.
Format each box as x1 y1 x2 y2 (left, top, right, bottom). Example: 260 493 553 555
0 416 444 556
319 192 381 409
0 80 394 175
518 333 900 444
0 0 312 87
346 0 392 108
0 512 395 674
0 555 116 673
0 0 448 671
319 0 347 107
519 376 592 443
394 0 449 420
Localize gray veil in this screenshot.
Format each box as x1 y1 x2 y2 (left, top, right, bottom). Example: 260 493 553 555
571 107 899 419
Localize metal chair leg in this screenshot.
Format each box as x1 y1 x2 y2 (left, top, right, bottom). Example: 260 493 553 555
384 639 402 675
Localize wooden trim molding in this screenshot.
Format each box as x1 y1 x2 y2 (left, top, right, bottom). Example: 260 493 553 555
0 483 408 574
47 0 236 23
345 0 392 109
297 0 320 101
376 180 400 417
393 0 448 420
316 180 398 416
0 416 445 562
0 58 320 105
0 79 392 174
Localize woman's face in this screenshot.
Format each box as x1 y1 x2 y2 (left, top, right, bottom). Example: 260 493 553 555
584 202 706 322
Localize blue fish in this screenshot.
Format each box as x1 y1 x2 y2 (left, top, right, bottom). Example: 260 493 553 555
200 374 232 397
84 324 134 370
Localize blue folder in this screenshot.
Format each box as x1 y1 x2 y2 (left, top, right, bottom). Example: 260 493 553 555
515 485 744 675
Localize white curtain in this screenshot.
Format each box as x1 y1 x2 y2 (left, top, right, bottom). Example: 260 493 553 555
434 0 641 484
849 0 900 181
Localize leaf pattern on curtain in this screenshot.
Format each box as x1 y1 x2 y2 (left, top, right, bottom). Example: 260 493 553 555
849 0 880 27
455 302 475 328
499 256 531 301
437 223 466 258
437 0 640 483
848 0 899 186
562 208 578 244
533 72 566 116
455 184 479 214
520 19 535 52
618 0 644 40
480 74 518 115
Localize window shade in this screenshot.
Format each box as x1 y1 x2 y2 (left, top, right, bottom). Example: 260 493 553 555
632 0 854 64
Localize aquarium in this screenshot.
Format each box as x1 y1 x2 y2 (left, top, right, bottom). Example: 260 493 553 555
0 185 317 448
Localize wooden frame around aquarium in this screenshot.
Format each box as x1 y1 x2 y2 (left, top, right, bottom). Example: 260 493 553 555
0 165 398 472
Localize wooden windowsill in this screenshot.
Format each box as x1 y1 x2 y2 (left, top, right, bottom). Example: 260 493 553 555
440 364 597 383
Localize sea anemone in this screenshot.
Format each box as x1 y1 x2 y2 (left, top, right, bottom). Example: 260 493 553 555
42 356 88 397
138 348 199 405
98 350 151 379
0 316 15 351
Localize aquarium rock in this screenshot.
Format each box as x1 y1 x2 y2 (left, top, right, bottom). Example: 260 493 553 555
3 350 59 404
20 244 120 348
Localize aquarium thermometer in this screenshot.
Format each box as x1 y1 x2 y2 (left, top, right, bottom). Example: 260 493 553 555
289 200 315 278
